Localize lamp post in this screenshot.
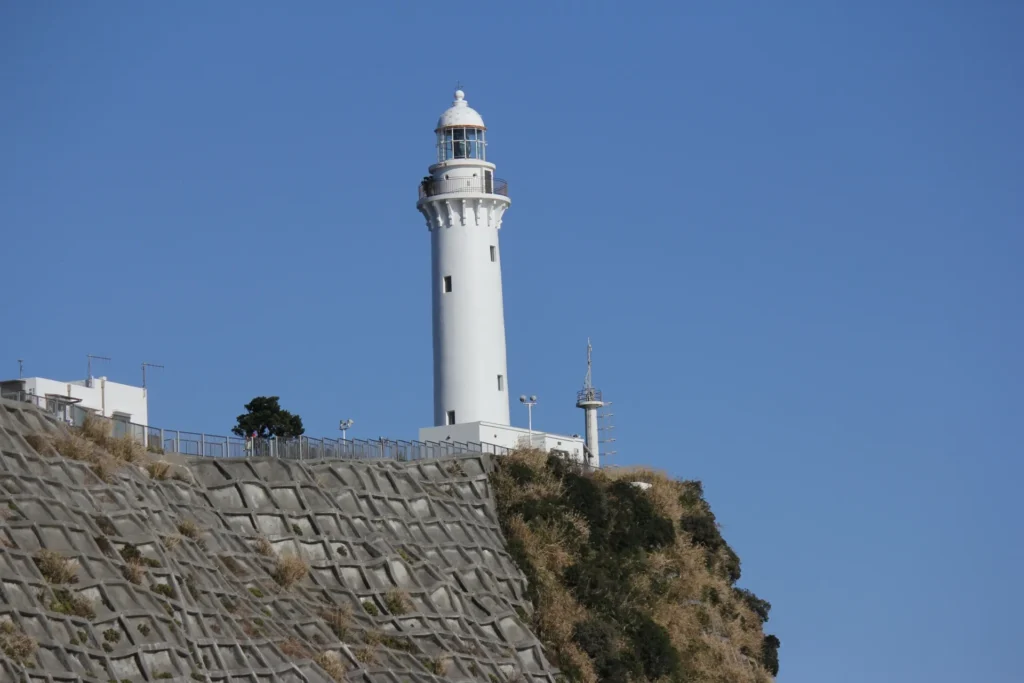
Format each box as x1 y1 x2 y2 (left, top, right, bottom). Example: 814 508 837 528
339 419 354 442
519 395 537 436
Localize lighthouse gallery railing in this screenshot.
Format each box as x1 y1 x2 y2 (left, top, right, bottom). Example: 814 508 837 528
418 177 508 199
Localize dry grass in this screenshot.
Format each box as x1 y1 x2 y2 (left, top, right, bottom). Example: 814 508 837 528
0 619 37 667
314 651 347 681
120 559 145 585
50 433 100 463
177 520 201 540
280 637 312 658
163 535 183 551
383 589 412 615
353 645 376 664
220 555 245 576
23 433 54 456
320 606 351 639
424 656 449 675
253 536 275 557
146 461 173 480
34 549 79 584
272 553 309 588
44 416 145 482
80 415 144 464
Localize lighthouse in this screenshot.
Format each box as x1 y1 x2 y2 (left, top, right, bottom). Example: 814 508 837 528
417 90 512 428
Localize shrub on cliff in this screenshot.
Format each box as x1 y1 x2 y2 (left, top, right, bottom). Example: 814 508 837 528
492 450 779 683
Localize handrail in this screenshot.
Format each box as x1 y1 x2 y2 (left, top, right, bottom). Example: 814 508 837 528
418 176 509 200
2 390 509 463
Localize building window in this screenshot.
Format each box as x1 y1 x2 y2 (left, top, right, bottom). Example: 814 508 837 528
497 374 504 391
446 410 456 425
443 275 452 293
490 245 496 262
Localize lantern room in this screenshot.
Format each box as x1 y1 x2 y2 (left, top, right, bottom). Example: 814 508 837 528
435 90 487 163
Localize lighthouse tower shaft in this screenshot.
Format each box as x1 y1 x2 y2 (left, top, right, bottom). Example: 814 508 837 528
417 91 512 427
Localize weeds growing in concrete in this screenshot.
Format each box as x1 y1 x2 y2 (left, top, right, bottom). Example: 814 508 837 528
219 555 245 575
147 461 173 480
272 553 309 588
177 520 207 550
354 645 376 664
253 536 275 557
34 550 79 584
47 587 95 619
23 433 52 456
280 637 311 658
320 606 351 639
424 656 448 675
314 651 347 681
121 560 145 584
0 619 37 668
384 589 412 615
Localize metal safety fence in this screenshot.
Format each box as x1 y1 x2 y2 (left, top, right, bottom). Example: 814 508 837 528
1 390 508 462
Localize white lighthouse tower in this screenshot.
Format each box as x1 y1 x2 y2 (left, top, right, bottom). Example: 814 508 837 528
417 90 512 428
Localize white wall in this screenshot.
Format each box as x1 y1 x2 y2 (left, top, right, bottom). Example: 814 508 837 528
419 421 588 465
21 377 148 426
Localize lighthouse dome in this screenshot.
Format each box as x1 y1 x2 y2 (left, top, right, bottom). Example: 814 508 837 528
436 90 486 130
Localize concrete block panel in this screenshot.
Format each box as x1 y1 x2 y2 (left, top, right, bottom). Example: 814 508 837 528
0 399 558 682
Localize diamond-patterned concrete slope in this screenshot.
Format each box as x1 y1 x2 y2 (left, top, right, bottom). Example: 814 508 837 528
0 398 558 682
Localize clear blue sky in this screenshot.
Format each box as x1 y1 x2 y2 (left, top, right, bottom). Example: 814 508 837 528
2 2 1021 681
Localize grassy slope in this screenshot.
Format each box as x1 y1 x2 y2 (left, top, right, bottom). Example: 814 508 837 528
492 450 780 683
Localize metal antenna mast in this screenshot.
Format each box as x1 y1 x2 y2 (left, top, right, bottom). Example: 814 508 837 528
86 354 111 388
17 359 23 379
141 362 164 389
577 338 608 467
583 338 593 390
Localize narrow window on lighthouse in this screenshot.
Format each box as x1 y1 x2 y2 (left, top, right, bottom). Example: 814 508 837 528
446 410 456 425
443 275 452 293
489 246 497 262
497 375 504 391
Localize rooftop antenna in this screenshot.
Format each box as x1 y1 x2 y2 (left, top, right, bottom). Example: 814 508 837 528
141 362 164 389
86 354 111 388
17 359 23 379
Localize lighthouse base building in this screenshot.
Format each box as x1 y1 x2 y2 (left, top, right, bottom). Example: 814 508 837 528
419 421 586 461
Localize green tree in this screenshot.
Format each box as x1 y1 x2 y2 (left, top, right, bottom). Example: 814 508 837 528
231 396 305 438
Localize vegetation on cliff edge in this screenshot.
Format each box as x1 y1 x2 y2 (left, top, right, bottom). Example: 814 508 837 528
492 449 780 682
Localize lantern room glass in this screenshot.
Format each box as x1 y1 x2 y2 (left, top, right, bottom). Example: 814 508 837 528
437 127 486 162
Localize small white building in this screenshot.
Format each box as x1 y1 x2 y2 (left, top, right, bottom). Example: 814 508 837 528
0 376 149 428
419 421 586 463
